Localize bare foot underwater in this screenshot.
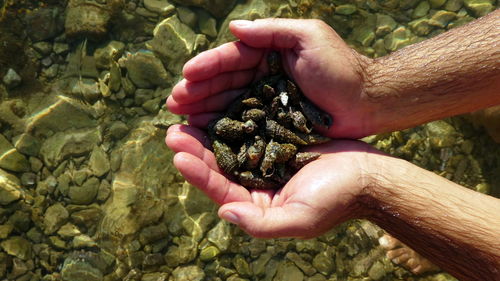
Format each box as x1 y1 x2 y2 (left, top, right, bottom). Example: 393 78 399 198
379 234 440 275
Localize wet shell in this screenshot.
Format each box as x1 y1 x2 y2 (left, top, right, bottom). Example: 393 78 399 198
291 109 312 134
276 107 292 128
299 99 333 130
212 140 239 175
242 108 266 122
296 132 331 145
241 97 263 108
246 136 266 169
260 141 297 177
238 171 280 190
289 152 321 170
265 120 307 146
262 84 277 100
213 117 246 142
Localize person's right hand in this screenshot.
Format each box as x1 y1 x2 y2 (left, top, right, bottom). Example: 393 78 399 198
167 18 376 139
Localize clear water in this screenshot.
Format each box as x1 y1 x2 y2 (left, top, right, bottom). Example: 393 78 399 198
0 0 498 280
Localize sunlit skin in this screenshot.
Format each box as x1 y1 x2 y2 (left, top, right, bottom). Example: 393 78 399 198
166 13 500 281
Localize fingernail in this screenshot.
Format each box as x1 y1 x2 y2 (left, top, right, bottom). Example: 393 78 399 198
221 211 240 225
231 20 252 28
379 236 389 247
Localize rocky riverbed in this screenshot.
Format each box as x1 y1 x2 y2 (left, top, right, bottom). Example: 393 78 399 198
0 0 499 280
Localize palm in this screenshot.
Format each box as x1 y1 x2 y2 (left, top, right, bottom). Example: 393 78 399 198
166 124 376 238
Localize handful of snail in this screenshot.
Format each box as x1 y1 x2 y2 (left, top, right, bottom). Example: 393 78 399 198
207 51 333 189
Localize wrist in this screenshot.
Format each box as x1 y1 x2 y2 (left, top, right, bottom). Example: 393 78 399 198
357 55 395 136
354 154 412 220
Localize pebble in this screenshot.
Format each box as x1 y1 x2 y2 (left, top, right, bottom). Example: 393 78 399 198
26 227 43 243
94 41 125 69
200 245 220 261
57 223 82 239
0 236 32 260
43 203 69 235
20 172 37 187
312 252 335 275
2 68 22 89
412 1 430 18
336 4 357 15
32 42 53 56
170 265 205 281
68 177 99 205
0 224 14 239
9 258 29 279
108 121 129 140
53 42 70 55
121 51 171 88
72 234 97 248
368 260 386 280
197 9 218 37
143 0 175 16
177 6 198 28
0 169 22 205
89 146 110 177
146 15 196 74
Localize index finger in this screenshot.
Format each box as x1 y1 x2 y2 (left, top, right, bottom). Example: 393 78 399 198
183 41 265 82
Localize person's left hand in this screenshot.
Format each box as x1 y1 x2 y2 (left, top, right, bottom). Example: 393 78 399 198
166 124 386 238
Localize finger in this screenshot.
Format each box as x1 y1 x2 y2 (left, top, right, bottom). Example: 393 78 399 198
171 69 254 104
173 152 252 204
166 124 212 148
166 89 244 115
188 113 222 128
230 18 327 50
218 201 319 239
183 41 264 82
166 127 219 172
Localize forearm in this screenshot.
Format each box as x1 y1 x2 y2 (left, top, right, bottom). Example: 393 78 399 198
359 156 500 281
363 9 500 134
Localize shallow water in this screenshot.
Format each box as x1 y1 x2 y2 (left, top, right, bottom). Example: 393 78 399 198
0 0 499 280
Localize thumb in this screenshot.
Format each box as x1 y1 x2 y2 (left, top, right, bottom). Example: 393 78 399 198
218 201 319 239
229 18 325 49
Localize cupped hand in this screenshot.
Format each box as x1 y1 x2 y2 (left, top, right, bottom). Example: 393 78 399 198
167 18 375 139
166 124 386 238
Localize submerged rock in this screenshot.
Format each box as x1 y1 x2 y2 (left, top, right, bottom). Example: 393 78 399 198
39 127 102 169
43 203 70 235
61 251 104 281
26 95 97 134
146 15 196 74
25 7 64 42
94 41 125 69
65 0 111 41
2 69 22 89
69 177 100 205
0 236 31 260
121 51 171 89
0 134 30 172
170 265 205 281
88 146 110 177
144 0 175 16
170 0 237 18
0 169 22 205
